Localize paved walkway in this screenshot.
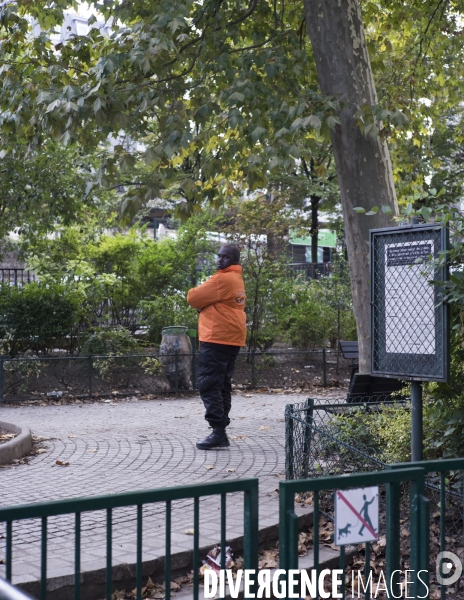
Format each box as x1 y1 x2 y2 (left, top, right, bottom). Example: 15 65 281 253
0 389 344 592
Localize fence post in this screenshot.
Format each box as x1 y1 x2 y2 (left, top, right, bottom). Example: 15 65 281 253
418 494 430 598
0 356 4 401
174 351 179 393
303 398 314 478
251 349 256 388
409 470 427 600
243 480 259 598
322 348 327 386
285 404 294 480
385 478 401 597
88 354 93 398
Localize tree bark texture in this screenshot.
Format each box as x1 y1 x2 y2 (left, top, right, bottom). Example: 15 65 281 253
310 195 320 267
303 0 399 372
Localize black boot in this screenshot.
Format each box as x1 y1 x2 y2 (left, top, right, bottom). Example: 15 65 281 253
196 427 230 450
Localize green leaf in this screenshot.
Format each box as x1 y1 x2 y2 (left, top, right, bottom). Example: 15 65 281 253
290 117 303 130
307 115 322 130
274 127 290 138
326 116 337 129
381 205 393 214
420 206 432 221
251 126 266 142
169 17 186 33
228 92 245 104
353 207 366 214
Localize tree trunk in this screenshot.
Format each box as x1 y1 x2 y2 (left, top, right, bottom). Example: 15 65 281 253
310 195 320 266
303 0 399 372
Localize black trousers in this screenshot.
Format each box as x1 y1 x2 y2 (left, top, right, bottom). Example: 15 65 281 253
197 342 241 428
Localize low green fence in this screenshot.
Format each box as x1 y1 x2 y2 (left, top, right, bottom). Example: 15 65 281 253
2 461 463 599
389 458 464 600
285 399 464 598
284 397 408 480
0 479 259 600
279 466 430 599
0 350 352 402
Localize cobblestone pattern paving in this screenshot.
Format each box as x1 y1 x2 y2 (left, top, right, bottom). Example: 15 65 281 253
0 389 343 586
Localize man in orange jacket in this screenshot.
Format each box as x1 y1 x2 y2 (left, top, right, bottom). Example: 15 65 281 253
187 244 246 449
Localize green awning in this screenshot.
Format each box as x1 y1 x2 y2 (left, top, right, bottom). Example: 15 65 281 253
290 229 337 248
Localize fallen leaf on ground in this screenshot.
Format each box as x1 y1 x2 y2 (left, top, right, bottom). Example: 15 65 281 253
225 468 236 472
229 435 248 440
36 449 47 454
55 460 70 467
184 529 195 535
68 435 77 438
259 426 270 431
87 449 98 453
205 465 214 470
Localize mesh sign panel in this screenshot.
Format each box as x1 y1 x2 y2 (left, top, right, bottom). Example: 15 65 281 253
370 224 449 381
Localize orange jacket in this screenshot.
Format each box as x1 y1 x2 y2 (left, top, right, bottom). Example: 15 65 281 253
187 265 246 346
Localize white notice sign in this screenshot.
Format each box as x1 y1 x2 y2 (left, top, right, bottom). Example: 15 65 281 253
385 241 435 355
334 486 379 546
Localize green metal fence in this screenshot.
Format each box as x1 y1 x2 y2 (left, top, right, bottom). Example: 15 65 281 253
279 467 430 599
0 350 352 402
0 479 259 600
285 399 464 598
2 464 463 599
389 458 464 600
285 397 408 480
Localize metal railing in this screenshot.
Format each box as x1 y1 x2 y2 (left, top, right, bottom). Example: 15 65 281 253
0 349 353 402
0 270 37 287
389 458 464 600
284 397 409 480
285 399 464 598
288 262 331 279
0 479 259 600
279 467 430 599
1 460 462 599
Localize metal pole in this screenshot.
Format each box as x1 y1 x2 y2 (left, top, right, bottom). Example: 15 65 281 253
0 357 4 402
174 351 179 393
411 380 423 461
303 398 314 478
322 348 327 387
88 355 93 398
285 404 294 480
251 349 256 388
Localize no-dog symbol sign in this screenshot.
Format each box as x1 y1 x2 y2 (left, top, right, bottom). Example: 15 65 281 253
334 486 379 546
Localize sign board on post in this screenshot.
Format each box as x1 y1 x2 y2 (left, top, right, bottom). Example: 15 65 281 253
370 224 449 382
334 486 379 546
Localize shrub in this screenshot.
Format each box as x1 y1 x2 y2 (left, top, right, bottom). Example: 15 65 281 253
318 404 413 468
80 326 140 355
282 283 332 348
0 282 80 354
140 296 198 345
3 357 46 393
